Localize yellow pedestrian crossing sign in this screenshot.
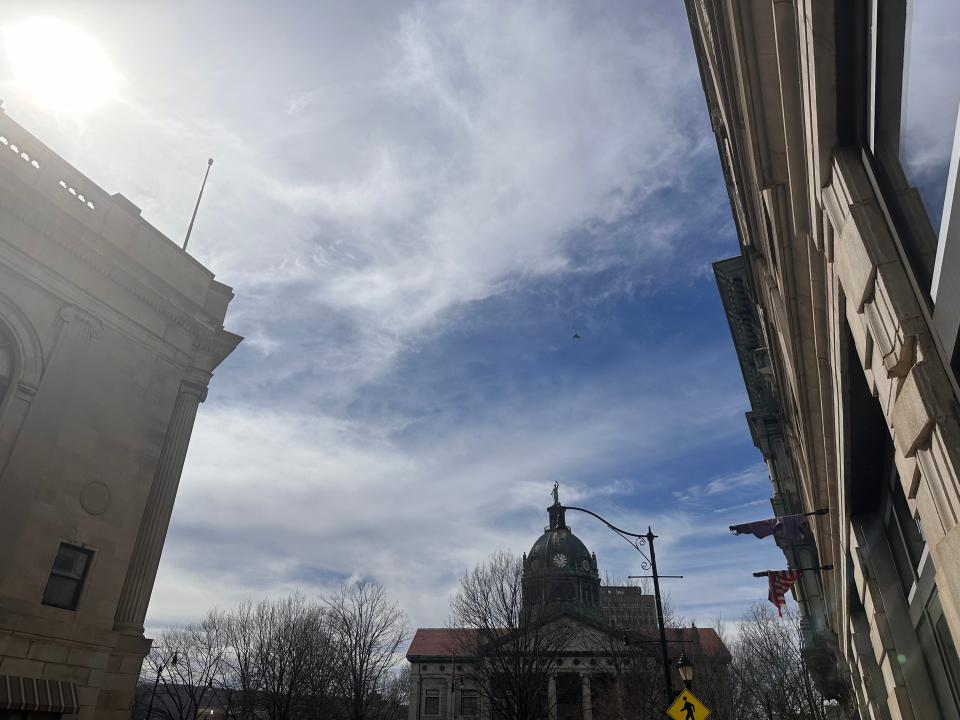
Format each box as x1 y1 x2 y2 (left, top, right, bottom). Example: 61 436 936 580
666 689 711 720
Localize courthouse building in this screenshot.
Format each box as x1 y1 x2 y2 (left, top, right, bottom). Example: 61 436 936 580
688 1 960 717
406 500 728 720
0 108 240 718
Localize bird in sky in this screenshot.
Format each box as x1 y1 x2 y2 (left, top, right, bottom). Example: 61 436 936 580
572 333 582 340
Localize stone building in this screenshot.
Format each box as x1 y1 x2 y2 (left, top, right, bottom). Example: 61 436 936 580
0 107 240 718
599 587 656 631
406 500 728 720
688 1 960 717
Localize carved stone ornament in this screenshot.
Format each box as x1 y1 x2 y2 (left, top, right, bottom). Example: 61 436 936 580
80 480 111 515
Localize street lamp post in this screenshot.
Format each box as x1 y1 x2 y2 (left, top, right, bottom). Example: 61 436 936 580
145 651 177 719
559 505 681 699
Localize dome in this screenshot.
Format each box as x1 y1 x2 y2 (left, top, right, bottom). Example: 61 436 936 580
527 526 595 575
522 491 601 616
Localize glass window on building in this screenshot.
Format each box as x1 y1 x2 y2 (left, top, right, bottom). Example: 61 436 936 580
41 543 93 610
916 590 960 718
423 689 440 716
896 1 960 232
885 471 926 598
461 690 479 716
872 0 960 290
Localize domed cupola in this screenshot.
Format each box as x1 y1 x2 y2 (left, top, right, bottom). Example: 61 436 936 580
522 485 601 617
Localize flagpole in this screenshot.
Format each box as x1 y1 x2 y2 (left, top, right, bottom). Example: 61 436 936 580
752 565 833 577
729 508 830 534
183 158 214 251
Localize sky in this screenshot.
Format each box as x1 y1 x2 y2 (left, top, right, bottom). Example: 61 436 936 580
0 0 796 635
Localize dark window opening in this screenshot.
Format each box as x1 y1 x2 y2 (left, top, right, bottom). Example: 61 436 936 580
835 0 870 147
423 689 440 716
845 325 890 516
886 472 925 597
41 543 93 611
461 690 479 716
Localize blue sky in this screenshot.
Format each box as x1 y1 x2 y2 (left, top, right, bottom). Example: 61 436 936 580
1 0 792 631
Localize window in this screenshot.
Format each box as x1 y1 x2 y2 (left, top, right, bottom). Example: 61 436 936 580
880 1 960 232
916 590 960 718
41 543 93 610
461 690 479 716
423 689 440 716
871 0 960 294
884 472 925 598
0 326 13 403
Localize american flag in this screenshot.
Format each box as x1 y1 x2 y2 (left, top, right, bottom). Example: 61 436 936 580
767 570 802 616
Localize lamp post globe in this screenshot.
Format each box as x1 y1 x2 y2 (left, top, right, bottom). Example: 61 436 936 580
677 649 694 689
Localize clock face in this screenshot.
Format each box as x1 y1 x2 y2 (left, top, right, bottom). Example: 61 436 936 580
553 553 568 568
581 559 591 571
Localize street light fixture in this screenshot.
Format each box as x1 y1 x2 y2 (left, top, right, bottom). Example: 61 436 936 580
676 650 693 689
557 499 681 698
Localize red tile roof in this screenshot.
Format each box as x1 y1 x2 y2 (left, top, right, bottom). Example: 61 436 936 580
407 628 477 658
664 627 731 660
407 626 730 660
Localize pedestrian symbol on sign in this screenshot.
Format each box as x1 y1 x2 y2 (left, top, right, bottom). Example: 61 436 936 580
666 689 711 720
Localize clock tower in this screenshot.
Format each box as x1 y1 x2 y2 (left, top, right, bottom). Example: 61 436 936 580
521 490 602 618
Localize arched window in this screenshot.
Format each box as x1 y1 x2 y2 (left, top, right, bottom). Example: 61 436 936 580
0 325 13 403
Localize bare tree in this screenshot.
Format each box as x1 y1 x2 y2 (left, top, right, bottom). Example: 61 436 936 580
449 551 577 720
732 603 834 720
142 617 225 720
252 594 330 720
217 602 262 720
592 588 687 720
327 580 410 720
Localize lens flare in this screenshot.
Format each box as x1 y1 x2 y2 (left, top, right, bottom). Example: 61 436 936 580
4 17 119 115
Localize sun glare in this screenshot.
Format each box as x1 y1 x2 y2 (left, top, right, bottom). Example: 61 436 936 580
3 17 119 115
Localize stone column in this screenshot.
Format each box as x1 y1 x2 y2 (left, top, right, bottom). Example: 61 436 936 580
408 672 421 720
581 674 592 720
114 380 207 633
548 673 557 720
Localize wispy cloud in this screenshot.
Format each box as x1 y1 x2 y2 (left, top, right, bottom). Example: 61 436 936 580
1 0 780 633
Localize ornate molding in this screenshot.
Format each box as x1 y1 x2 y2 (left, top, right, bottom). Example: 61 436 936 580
179 380 208 403
0 191 218 340
58 305 104 339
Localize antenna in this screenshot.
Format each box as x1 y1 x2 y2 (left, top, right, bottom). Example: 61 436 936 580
183 158 213 251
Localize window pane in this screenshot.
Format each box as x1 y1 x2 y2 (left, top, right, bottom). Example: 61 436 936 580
43 544 92 610
52 545 90 579
918 608 960 718
424 693 440 716
899 0 960 231
933 594 960 713
41 574 80 609
462 691 479 716
892 479 925 568
887 507 916 596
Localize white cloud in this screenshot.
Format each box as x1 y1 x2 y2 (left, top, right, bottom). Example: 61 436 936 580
0 1 771 634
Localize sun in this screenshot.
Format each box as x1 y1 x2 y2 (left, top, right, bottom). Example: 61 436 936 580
3 17 119 115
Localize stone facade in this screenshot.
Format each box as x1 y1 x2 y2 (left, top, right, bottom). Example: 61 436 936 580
689 1 960 717
0 108 240 718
